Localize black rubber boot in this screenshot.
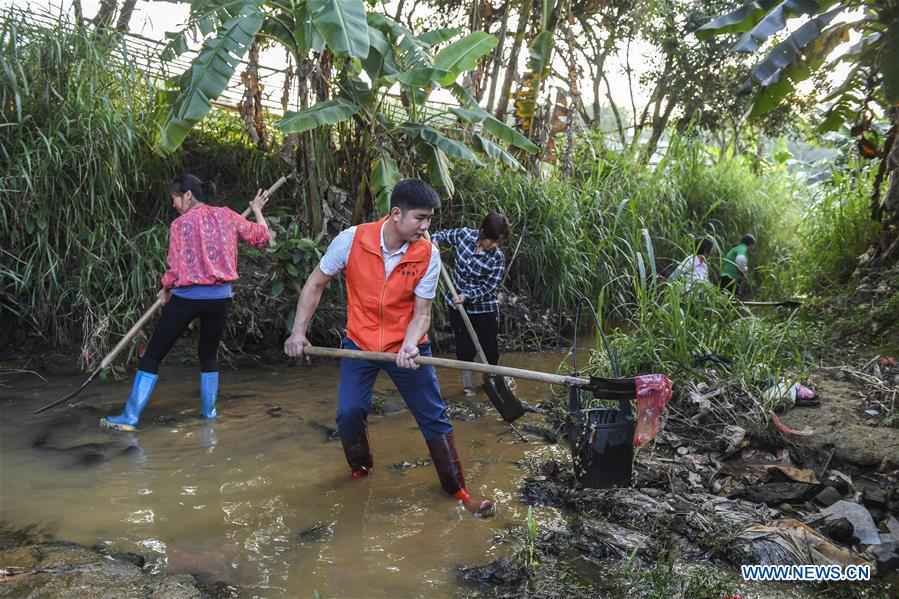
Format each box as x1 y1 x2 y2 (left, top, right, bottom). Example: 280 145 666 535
426 432 494 517
341 429 373 479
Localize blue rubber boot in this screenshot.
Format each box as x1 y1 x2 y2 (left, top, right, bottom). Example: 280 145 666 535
100 370 158 432
200 371 219 419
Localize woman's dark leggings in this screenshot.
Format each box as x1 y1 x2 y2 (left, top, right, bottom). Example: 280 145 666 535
138 296 231 374
448 309 500 365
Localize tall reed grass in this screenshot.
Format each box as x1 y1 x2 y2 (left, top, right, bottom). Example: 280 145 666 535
0 11 280 365
443 131 802 317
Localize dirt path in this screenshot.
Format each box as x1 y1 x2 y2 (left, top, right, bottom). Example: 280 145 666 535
779 370 899 469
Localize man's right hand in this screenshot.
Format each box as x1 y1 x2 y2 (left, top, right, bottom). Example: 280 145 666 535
284 332 310 359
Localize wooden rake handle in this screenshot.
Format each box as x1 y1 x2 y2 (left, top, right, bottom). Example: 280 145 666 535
303 346 590 387
240 175 290 219
439 266 490 366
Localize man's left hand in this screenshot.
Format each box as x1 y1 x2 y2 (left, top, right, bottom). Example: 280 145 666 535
452 294 466 305
396 343 420 369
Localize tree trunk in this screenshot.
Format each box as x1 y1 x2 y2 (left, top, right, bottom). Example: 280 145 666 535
561 16 579 176
73 0 84 27
485 7 509 113
642 97 674 164
603 74 626 147
495 0 532 121
871 108 899 223
93 0 117 28
115 0 137 31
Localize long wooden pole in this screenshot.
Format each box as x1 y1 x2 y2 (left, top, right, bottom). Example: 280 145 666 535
304 346 591 387
440 267 490 365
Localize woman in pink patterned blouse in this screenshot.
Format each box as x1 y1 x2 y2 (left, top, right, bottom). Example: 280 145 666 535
101 174 272 431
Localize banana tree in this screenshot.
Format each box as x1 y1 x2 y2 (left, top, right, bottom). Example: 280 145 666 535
512 0 561 147
155 0 539 228
698 0 899 223
697 0 897 124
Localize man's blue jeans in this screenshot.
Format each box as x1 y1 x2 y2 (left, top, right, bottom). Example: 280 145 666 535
336 338 452 445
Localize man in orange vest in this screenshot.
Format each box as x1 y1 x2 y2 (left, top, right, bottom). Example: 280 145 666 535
284 180 494 517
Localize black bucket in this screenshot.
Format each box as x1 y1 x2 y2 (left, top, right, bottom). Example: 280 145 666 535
567 378 636 489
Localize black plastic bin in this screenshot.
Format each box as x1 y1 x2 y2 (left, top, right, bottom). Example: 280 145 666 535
567 377 636 489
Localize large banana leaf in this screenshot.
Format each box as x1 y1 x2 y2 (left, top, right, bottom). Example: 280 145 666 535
309 0 369 59
160 0 242 60
371 153 399 215
696 0 782 38
295 2 327 52
422 144 455 196
364 27 399 80
402 124 483 165
446 93 540 154
157 3 264 153
367 14 431 69
475 134 524 171
277 98 361 133
733 0 833 53
749 7 842 88
883 20 899 104
526 30 554 74
340 76 375 107
749 19 850 117
394 67 452 87
418 28 462 47
484 114 539 154
433 32 497 85
449 107 488 123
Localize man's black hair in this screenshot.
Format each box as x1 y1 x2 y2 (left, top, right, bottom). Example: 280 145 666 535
390 179 441 212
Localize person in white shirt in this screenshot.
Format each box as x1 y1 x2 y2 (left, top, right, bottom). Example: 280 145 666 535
668 238 714 291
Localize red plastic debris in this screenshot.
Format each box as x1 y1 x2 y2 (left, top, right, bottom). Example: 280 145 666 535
771 412 814 436
633 374 673 447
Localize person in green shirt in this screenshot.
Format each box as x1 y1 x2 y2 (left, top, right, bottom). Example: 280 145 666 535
720 234 755 296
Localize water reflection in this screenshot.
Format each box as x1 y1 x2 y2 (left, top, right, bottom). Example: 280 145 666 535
1 349 576 597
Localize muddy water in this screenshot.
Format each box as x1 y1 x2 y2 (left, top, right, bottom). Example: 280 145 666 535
0 348 578 598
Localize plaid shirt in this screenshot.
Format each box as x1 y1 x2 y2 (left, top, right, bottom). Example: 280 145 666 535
431 227 505 314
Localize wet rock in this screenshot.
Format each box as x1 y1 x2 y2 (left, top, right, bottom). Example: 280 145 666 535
824 470 854 495
869 542 899 572
823 517 858 545
820 501 881 545
151 574 205 599
738 482 821 506
458 556 526 587
862 486 889 510
91 543 146 568
297 521 336 544
0 540 213 599
389 458 431 471
814 486 843 508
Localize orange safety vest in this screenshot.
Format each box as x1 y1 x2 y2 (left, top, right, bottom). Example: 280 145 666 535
345 218 432 352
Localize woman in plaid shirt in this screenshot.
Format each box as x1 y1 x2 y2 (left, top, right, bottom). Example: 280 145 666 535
432 213 510 396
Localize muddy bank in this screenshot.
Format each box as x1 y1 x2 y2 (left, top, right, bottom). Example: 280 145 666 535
0 524 235 599
779 369 899 470
455 360 899 599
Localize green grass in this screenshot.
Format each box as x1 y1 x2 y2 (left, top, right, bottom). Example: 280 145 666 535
794 157 881 291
